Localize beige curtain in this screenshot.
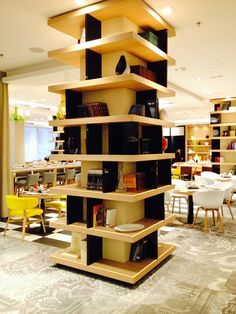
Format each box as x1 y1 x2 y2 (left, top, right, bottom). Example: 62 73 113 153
0 76 10 218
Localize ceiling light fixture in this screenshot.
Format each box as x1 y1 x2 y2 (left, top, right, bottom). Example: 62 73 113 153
29 47 45 53
161 6 173 16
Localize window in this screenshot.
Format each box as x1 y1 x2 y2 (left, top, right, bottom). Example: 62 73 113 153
25 126 53 161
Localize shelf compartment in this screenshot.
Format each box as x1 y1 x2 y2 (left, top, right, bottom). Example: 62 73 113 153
49 114 175 128
48 73 175 98
48 0 175 40
48 31 175 67
49 153 175 162
49 242 175 284
50 183 174 202
50 215 175 243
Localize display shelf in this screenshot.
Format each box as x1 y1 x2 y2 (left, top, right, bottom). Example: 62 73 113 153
50 149 64 153
211 150 236 153
187 152 209 154
49 114 175 128
187 138 210 141
50 139 65 143
49 242 175 284
187 144 210 147
209 110 236 114
210 97 236 103
210 136 236 140
50 183 174 203
51 130 64 134
211 162 236 166
209 123 236 127
49 31 175 67
48 74 175 98
48 0 175 39
50 215 175 243
49 153 175 162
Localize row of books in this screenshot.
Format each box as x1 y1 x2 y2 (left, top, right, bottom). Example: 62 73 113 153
123 173 145 192
227 142 236 150
93 204 116 227
87 169 103 190
77 102 109 118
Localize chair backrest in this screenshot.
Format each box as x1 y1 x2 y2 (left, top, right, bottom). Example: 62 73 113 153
65 168 75 180
42 172 56 184
181 166 192 175
193 190 225 209
209 182 234 200
201 171 219 180
6 195 38 210
27 173 39 186
194 175 214 186
172 178 186 187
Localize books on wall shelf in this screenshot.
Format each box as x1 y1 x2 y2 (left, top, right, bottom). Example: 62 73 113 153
69 102 109 118
93 204 116 227
87 169 103 191
123 173 145 192
130 65 157 83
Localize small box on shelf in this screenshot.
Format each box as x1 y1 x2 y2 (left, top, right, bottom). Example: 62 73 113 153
138 30 159 47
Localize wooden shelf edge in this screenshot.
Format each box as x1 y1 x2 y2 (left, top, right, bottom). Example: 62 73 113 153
49 214 175 243
210 110 236 114
48 73 175 98
210 136 236 140
47 0 175 39
211 150 236 153
50 183 174 202
211 162 236 165
209 97 236 103
49 242 175 284
209 123 236 127
49 114 175 128
49 153 175 162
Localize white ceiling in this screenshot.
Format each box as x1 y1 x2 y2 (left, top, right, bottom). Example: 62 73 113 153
1 0 236 125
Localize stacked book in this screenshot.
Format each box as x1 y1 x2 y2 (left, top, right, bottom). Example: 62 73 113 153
77 102 109 118
87 169 103 190
130 65 157 82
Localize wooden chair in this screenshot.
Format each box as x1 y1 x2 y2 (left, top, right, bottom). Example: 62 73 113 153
57 169 75 185
180 166 192 181
39 171 56 188
45 199 66 218
171 179 188 213
171 167 181 179
192 190 225 232
15 173 40 192
4 195 46 240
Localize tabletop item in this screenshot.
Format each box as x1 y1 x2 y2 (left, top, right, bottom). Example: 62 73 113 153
114 223 145 232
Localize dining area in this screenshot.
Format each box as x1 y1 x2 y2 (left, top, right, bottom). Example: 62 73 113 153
167 171 236 232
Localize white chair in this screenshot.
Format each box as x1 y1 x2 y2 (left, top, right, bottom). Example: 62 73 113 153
194 175 214 186
209 182 234 219
171 179 188 213
192 190 225 232
201 171 220 180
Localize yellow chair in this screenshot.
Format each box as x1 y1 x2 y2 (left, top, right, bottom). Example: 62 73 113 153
45 198 66 218
4 195 46 240
171 167 181 179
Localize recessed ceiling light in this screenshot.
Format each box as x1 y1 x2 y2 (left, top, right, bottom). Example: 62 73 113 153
29 47 45 53
192 78 200 82
210 75 223 79
161 6 173 16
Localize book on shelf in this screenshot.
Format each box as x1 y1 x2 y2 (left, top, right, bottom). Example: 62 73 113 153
93 204 104 227
78 102 109 118
123 173 145 192
130 238 148 262
87 169 103 191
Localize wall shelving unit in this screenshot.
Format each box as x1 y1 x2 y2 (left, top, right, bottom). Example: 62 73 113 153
185 124 211 161
47 0 176 284
209 98 236 173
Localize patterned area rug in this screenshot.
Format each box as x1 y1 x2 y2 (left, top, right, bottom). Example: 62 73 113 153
0 217 236 314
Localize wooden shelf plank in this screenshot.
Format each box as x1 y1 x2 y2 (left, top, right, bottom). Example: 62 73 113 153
211 150 236 153
50 183 174 202
49 114 175 128
211 162 236 165
210 97 236 103
51 130 64 134
210 136 236 140
50 215 175 243
209 123 236 127
187 152 210 154
48 0 175 39
210 110 236 114
50 149 64 152
48 31 175 67
187 145 210 147
187 138 211 141
49 153 175 162
49 242 175 284
48 73 175 98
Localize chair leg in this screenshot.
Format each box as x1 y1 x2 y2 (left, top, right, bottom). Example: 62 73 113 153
58 208 61 219
204 210 208 232
212 210 215 226
40 215 46 234
226 200 234 220
221 205 224 217
4 217 10 236
192 207 200 227
178 197 181 213
172 197 176 213
22 216 27 240
217 209 224 232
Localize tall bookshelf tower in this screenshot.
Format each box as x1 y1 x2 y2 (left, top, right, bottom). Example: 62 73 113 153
47 0 176 284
